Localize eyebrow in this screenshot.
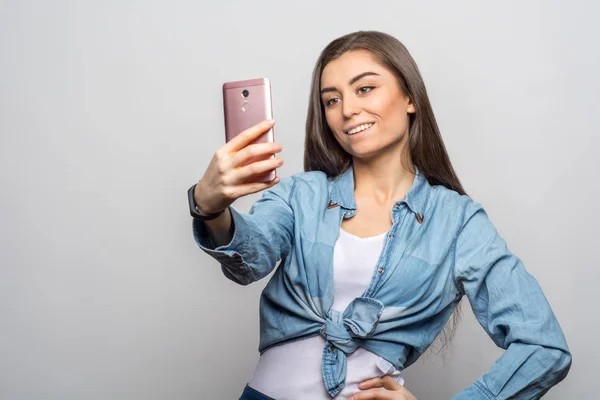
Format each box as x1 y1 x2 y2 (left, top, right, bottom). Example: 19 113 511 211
320 72 380 94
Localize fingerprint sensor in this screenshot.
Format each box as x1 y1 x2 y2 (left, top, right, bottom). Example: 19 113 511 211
241 102 251 112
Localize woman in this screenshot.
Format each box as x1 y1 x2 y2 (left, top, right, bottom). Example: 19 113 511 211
189 31 571 399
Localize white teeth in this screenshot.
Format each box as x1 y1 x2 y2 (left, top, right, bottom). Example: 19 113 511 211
347 123 373 135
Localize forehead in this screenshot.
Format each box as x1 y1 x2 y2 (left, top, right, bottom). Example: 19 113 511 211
321 49 389 87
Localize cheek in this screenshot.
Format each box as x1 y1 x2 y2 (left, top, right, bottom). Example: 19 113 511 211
325 109 343 134
378 99 409 131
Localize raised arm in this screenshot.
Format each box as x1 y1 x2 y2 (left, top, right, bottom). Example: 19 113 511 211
190 119 293 285
193 176 296 285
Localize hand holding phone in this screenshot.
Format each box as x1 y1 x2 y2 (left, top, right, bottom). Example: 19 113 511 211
194 119 284 215
222 78 277 183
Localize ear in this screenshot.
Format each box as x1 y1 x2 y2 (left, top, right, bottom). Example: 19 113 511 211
406 97 416 114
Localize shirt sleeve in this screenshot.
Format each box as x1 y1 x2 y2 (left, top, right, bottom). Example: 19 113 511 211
451 201 572 400
191 176 296 286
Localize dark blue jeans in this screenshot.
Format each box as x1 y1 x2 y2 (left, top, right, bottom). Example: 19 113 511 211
238 384 276 400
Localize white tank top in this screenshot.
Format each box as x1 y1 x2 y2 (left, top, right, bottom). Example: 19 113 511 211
248 227 404 399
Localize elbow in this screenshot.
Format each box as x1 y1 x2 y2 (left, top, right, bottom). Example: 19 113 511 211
557 349 572 381
547 346 572 385
221 265 256 286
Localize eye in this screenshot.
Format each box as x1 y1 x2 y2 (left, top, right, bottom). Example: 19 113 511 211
325 98 340 107
358 86 375 94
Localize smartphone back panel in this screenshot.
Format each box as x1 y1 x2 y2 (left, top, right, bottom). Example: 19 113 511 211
223 78 273 143
222 78 276 182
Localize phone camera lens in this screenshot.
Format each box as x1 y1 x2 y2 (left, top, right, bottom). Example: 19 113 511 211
242 89 249 98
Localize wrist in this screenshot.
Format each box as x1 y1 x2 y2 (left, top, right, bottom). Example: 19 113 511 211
188 184 226 220
196 205 225 216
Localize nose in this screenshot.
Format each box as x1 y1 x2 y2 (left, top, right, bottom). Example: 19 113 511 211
342 95 360 119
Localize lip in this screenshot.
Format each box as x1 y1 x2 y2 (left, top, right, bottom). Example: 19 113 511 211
343 121 375 134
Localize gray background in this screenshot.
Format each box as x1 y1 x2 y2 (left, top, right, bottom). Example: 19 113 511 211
1 0 598 399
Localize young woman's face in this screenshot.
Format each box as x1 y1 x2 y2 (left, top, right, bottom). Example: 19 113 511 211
320 50 415 161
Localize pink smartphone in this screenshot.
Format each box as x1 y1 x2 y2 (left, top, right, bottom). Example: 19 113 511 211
223 78 276 183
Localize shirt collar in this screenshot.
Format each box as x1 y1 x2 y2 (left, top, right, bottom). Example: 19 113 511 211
328 164 430 216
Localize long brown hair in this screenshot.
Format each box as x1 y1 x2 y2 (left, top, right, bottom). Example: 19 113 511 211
304 30 466 197
304 30 465 352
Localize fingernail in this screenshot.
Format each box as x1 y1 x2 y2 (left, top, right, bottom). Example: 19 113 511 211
266 119 275 124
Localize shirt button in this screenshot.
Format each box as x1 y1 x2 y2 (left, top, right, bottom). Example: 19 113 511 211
328 347 333 353
388 233 394 238
378 267 384 273
394 204 400 209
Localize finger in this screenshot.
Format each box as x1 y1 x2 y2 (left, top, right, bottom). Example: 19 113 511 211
226 176 280 198
229 142 282 169
359 376 403 391
224 119 275 153
233 157 284 182
348 388 392 400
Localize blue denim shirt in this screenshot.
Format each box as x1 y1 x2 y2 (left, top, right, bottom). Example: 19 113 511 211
193 166 571 399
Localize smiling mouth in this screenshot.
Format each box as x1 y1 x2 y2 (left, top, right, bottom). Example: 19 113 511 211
345 123 374 135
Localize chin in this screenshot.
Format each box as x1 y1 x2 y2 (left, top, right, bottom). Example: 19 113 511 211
351 141 404 159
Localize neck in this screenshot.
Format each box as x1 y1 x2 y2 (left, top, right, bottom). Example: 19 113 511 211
352 150 415 206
